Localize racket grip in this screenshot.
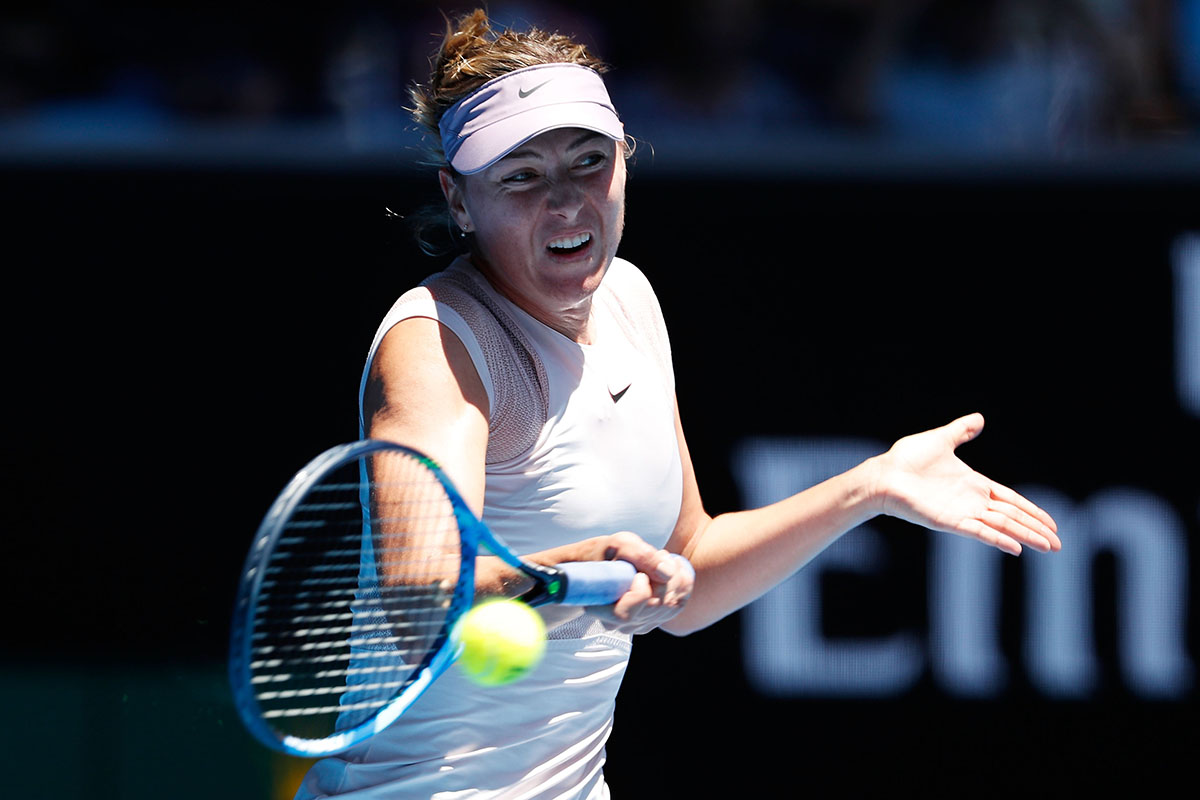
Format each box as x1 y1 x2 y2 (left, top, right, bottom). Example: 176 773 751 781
557 560 638 605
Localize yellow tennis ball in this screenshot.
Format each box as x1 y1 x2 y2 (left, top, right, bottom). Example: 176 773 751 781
455 599 547 687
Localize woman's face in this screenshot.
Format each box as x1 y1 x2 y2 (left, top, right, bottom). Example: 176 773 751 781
441 127 627 338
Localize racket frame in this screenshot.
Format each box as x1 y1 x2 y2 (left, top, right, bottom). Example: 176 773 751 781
228 440 635 757
230 440 481 756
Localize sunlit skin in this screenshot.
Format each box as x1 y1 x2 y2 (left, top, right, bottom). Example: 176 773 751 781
368 126 1060 638
439 128 627 344
368 128 685 632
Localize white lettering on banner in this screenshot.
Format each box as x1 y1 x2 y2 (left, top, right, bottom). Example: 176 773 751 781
1175 233 1200 418
736 439 923 695
1022 486 1192 698
733 438 1194 700
742 529 925 695
930 530 1008 696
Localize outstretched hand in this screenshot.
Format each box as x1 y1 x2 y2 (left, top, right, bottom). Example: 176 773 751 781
873 413 1060 555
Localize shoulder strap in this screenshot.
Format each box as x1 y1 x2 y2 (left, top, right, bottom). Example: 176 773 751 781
594 261 674 393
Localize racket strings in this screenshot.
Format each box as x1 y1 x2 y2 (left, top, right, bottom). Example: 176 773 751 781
246 450 465 740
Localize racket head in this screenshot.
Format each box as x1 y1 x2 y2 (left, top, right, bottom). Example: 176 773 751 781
228 440 479 756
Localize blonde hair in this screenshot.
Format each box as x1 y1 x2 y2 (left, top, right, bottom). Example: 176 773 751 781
407 9 616 256
409 9 610 166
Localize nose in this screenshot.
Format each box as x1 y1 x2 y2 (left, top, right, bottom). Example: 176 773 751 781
546 176 585 219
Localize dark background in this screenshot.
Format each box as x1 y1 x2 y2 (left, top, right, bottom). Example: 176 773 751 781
4 2 1199 797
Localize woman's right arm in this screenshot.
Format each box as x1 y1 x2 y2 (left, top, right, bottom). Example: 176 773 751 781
363 316 690 628
363 316 491 513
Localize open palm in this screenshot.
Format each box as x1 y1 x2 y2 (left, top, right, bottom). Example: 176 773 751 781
876 413 1060 555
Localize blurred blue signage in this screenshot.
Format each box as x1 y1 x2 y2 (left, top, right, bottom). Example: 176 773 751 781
734 234 1198 701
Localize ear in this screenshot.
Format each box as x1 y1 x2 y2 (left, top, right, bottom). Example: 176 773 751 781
439 169 472 234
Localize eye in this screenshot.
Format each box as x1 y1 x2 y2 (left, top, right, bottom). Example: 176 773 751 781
501 168 538 185
575 152 607 170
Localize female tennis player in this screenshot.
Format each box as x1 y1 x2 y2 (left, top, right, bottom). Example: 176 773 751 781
295 10 1060 799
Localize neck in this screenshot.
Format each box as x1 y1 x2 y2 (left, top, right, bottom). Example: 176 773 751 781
468 257 597 344
514 291 596 344
539 303 594 344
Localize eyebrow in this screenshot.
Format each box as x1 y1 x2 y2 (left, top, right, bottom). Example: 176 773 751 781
499 131 607 163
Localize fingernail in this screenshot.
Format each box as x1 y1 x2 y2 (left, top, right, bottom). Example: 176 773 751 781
654 559 676 581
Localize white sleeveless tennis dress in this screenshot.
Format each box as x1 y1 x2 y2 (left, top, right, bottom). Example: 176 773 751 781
295 256 683 799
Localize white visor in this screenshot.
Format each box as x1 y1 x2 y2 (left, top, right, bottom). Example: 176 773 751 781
438 63 625 175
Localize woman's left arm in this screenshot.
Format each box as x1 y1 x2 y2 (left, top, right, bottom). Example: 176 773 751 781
661 407 1060 635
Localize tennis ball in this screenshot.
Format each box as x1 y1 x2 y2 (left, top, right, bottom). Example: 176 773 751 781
455 599 547 687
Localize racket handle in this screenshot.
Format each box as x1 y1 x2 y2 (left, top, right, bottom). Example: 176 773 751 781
557 560 638 605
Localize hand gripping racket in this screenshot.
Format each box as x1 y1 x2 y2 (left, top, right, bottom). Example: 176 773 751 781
229 439 646 757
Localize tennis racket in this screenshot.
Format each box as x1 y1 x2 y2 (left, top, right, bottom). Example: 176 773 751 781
229 439 646 757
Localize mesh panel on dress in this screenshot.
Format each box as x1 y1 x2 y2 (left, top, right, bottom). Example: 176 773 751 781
546 613 634 647
421 269 550 464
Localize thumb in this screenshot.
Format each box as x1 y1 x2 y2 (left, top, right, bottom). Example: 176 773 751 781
948 412 985 447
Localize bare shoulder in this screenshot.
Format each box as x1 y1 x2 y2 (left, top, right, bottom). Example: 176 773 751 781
364 317 490 504
367 316 489 426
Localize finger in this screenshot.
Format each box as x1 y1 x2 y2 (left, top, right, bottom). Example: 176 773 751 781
644 551 680 606
959 518 1023 556
607 532 667 576
663 553 695 606
989 483 1061 545
988 498 1061 551
612 571 653 620
980 509 1052 553
990 482 1058 532
650 550 691 581
650 550 677 582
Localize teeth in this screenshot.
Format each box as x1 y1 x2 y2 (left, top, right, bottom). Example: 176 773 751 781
548 233 591 250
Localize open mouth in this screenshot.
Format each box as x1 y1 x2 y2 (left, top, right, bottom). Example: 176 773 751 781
547 233 592 256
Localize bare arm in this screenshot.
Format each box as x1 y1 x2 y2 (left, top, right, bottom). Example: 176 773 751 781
363 316 491 509
661 407 1060 635
365 316 690 630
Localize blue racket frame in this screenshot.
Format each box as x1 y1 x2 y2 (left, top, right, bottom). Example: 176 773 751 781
230 439 645 757
229 440 486 757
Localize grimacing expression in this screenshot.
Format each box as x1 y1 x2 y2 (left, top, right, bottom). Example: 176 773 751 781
442 127 627 332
